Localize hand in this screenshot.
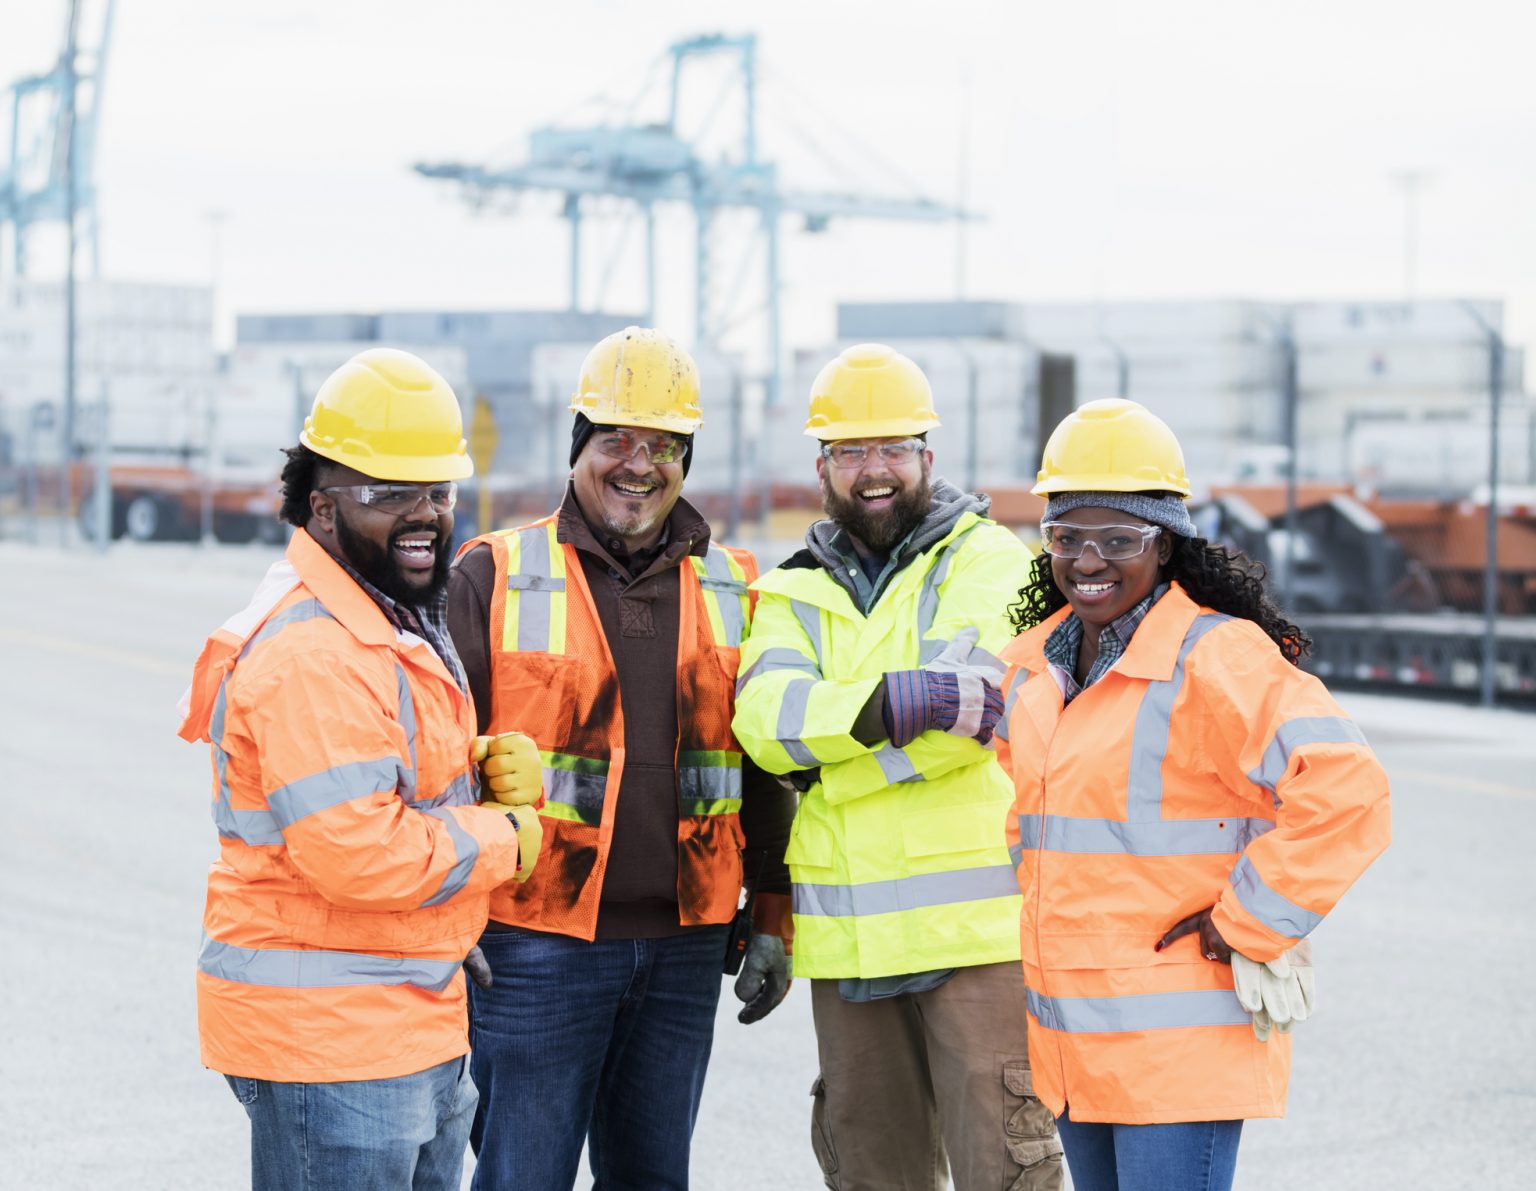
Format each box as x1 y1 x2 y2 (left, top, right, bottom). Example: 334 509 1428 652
733 933 791 1024
921 626 1006 744
471 731 543 807
1155 907 1233 963
883 668 1004 747
482 800 543 882
924 625 1007 687
463 944 493 990
1232 938 1315 1041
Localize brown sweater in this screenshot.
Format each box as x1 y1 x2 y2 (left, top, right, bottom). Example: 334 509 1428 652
448 486 793 939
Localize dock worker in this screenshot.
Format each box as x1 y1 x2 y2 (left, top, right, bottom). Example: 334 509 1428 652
996 398 1392 1191
447 327 796 1191
177 349 540 1190
732 344 1064 1191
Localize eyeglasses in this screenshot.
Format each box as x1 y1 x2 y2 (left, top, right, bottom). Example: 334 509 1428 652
591 428 689 466
323 482 458 515
820 439 924 469
1040 521 1162 561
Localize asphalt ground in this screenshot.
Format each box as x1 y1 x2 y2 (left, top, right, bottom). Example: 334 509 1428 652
1 539 1532 1189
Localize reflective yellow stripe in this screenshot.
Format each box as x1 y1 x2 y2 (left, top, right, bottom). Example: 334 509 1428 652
501 523 567 654
691 548 750 648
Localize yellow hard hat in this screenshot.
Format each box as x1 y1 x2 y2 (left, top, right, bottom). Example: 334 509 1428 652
804 343 940 440
570 326 703 434
1032 398 1191 497
301 348 473 482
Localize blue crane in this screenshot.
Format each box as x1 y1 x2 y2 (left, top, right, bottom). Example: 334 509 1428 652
415 32 973 409
0 0 115 278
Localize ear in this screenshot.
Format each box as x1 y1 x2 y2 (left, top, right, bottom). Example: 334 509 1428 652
1158 532 1175 564
814 455 826 484
921 448 935 470
309 488 337 532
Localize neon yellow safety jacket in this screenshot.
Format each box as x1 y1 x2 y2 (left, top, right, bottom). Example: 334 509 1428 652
733 497 1034 979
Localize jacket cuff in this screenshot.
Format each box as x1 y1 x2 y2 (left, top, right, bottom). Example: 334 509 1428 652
752 892 794 954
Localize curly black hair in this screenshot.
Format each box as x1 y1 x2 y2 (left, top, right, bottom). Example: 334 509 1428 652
1008 534 1312 665
278 444 327 528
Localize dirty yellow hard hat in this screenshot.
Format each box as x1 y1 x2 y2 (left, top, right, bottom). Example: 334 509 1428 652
569 326 703 434
1032 398 1191 497
301 348 473 482
804 343 940 440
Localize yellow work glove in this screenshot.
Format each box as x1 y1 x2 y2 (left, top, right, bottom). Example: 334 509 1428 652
469 731 543 807
1232 938 1315 1042
482 801 543 883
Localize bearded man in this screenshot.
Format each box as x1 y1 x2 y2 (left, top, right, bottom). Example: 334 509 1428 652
732 344 1064 1191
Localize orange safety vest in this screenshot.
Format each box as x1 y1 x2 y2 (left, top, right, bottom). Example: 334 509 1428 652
996 583 1390 1124
462 514 758 940
177 529 521 1083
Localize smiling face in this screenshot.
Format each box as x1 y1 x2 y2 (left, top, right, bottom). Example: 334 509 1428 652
308 463 455 603
570 425 686 550
816 436 934 554
1048 505 1173 629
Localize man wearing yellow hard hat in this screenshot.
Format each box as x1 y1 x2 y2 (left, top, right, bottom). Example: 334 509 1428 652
733 344 1063 1189
178 349 541 1190
447 327 796 1189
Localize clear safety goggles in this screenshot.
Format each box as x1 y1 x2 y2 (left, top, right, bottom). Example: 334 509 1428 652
1040 521 1162 561
592 428 689 466
820 438 924 470
324 482 458 515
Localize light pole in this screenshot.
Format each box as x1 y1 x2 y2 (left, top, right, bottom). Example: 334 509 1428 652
1389 170 1434 299
1459 301 1504 709
1252 307 1300 610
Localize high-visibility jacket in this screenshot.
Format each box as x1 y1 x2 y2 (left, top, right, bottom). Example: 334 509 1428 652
177 529 522 1084
997 583 1391 1124
732 513 1032 979
461 514 758 939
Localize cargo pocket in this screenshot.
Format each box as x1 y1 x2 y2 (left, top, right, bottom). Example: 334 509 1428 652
809 1075 840 1189
225 1074 259 1112
1003 1061 1064 1190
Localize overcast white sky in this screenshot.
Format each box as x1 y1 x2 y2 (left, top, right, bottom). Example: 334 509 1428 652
4 0 1534 359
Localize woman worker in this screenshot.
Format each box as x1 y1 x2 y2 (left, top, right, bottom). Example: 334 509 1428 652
994 398 1391 1191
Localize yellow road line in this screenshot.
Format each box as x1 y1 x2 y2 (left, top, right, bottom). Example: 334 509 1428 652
1398 770 1533 801
0 626 187 677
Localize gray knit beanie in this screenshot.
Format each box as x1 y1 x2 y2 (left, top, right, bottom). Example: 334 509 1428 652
1042 490 1197 538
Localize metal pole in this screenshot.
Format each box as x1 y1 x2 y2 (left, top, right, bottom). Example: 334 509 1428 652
1480 331 1504 708
643 202 656 327
92 389 110 551
725 369 742 539
201 386 216 545
964 348 979 493
565 195 581 312
61 8 80 529
1281 328 1299 610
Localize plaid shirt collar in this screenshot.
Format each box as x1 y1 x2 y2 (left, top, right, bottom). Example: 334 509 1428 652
1043 583 1168 704
336 556 467 694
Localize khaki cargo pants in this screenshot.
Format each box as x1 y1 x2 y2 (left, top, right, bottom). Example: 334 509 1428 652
809 961 1063 1191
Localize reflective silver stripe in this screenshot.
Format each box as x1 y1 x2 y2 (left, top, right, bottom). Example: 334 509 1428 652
1228 855 1324 937
873 745 924 785
776 677 820 767
237 599 334 661
395 665 418 800
210 681 285 845
198 935 461 993
1026 987 1250 1033
268 757 403 830
1017 812 1274 857
699 548 748 646
793 864 1017 917
736 647 820 696
512 525 558 652
678 765 744 804
1125 614 1231 819
505 574 566 592
1009 840 1024 868
416 767 480 810
995 675 1024 744
915 524 980 642
545 767 607 823
1247 716 1369 802
789 600 823 668
418 806 480 908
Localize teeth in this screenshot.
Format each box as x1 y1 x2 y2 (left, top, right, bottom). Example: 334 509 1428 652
1076 581 1115 593
859 486 894 499
612 481 655 495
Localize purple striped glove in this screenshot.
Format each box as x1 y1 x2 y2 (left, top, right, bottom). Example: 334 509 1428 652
883 669 1004 748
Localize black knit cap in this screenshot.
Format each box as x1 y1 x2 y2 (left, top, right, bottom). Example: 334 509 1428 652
570 413 693 476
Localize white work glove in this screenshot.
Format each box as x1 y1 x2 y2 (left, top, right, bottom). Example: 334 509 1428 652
1232 938 1315 1042
922 626 1006 741
733 934 791 1024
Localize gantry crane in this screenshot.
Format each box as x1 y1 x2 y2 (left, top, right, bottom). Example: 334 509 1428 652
415 32 972 408
0 0 115 277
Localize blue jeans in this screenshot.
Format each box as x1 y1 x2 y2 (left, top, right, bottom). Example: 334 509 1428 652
467 924 730 1191
225 1055 477 1191
1056 1110 1242 1191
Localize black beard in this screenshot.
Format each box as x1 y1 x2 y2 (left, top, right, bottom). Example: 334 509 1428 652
821 469 932 554
335 511 451 605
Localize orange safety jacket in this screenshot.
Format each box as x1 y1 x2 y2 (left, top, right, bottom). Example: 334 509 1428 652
177 529 522 1083
461 514 759 940
996 583 1390 1124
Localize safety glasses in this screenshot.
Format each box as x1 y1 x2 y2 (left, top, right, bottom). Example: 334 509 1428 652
1040 521 1162 561
592 428 689 466
820 439 924 469
323 482 458 515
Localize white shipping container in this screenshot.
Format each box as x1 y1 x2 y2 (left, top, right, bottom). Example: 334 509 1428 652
1292 299 1503 344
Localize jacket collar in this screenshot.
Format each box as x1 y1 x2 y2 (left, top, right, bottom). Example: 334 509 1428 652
287 527 397 649
1000 582 1201 682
